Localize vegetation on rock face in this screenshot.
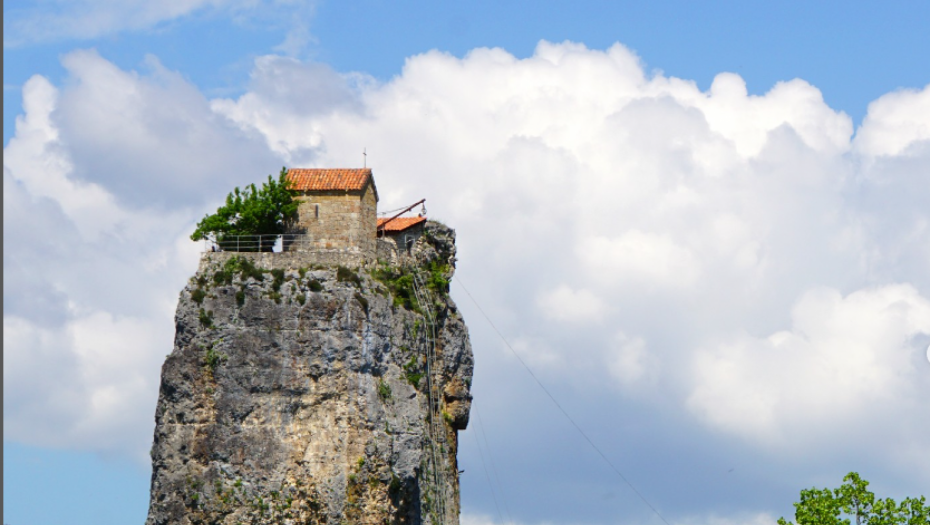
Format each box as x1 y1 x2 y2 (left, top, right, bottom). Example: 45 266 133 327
372 264 417 311
190 287 206 304
778 472 929 525
377 379 392 401
198 308 214 329
269 269 285 291
402 355 423 388
336 266 362 287
371 259 449 313
424 258 451 295
213 256 265 284
190 167 298 251
203 343 227 372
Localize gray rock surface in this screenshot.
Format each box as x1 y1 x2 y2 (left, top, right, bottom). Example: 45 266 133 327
145 221 473 525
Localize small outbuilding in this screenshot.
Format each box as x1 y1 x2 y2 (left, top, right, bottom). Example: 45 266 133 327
377 216 427 255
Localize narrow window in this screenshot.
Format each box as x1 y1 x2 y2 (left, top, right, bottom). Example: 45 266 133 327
314 204 320 219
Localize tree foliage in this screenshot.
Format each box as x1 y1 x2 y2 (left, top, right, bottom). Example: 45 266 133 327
779 472 929 525
190 167 298 249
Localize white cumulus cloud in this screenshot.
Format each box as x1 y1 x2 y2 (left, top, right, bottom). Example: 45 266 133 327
687 285 930 448
855 84 930 158
538 285 607 323
579 231 701 289
3 52 222 459
606 332 657 387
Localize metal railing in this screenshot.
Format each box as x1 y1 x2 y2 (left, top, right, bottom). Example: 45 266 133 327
202 234 312 253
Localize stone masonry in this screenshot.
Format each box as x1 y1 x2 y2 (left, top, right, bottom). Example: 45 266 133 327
286 169 378 261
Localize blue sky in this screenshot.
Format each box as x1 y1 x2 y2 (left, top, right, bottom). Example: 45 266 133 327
6 1 930 143
4 2 930 525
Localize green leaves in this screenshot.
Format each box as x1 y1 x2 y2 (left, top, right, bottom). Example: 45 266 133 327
901 497 930 525
780 472 929 525
190 167 298 245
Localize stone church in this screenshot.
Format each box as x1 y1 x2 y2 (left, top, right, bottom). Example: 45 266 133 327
285 168 426 263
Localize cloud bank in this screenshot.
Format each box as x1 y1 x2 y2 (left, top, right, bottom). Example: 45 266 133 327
5 41 930 521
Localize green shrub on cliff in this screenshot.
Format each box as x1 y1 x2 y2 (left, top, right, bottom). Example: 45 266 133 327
215 256 265 283
203 343 227 372
377 379 392 401
425 259 451 295
403 355 423 388
371 264 417 311
198 308 214 329
190 287 206 304
371 260 449 313
336 266 362 287
190 167 298 251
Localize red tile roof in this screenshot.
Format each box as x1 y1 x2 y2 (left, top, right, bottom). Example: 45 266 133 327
377 216 427 232
286 168 373 192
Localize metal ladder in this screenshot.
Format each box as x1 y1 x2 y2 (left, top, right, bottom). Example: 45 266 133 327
410 264 448 525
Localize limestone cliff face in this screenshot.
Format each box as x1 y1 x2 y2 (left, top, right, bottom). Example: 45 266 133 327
146 222 473 525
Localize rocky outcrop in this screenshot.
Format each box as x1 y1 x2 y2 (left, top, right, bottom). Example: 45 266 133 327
145 221 473 525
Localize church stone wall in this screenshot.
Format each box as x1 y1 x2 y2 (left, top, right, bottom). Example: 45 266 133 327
289 183 377 259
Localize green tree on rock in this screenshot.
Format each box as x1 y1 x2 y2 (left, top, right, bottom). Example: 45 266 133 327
191 167 298 251
779 472 929 525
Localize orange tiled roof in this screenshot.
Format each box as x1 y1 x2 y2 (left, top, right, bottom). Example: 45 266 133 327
377 216 427 232
286 168 373 192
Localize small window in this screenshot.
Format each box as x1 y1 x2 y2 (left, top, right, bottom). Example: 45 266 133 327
314 204 320 219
